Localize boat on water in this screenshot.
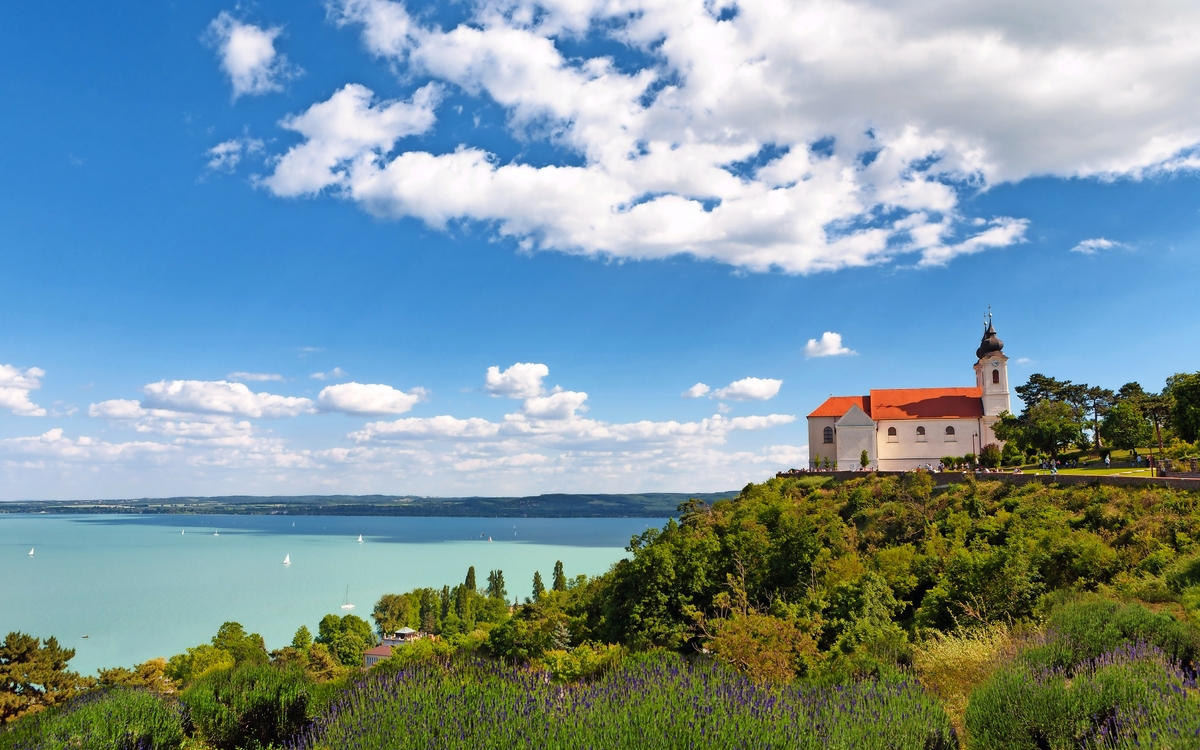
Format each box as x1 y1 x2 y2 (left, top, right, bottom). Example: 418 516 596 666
28 548 34 557
213 531 219 536
487 536 493 542
283 554 291 566
340 586 355 609
357 534 363 544
81 635 88 639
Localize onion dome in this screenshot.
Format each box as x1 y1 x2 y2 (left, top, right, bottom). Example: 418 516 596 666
976 319 1004 359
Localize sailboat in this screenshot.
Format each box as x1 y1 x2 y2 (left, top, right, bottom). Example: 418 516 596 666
28 548 34 557
213 530 219 536
283 554 291 566
340 586 355 609
357 534 363 544
181 529 185 535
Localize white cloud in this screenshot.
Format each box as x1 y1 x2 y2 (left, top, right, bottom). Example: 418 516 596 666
317 382 428 415
227 371 284 382
804 332 857 358
260 83 441 197
1071 237 1128 254
0 365 46 417
682 383 710 398
141 380 313 418
351 414 502 440
253 0 1200 274
310 367 348 381
206 138 265 172
485 362 549 399
711 377 783 401
0 429 175 462
204 12 299 99
520 390 588 420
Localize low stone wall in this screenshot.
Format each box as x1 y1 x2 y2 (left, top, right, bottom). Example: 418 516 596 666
775 469 1200 491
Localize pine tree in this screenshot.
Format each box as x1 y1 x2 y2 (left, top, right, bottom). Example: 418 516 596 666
465 566 477 591
552 560 567 592
532 571 546 600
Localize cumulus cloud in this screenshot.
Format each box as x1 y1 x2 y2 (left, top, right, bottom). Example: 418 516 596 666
141 380 313 418
682 383 710 398
711 378 784 401
250 0 1200 274
317 382 428 415
1071 238 1128 254
206 138 265 172
260 83 441 196
204 12 299 99
0 428 174 462
0 364 46 416
804 332 857 358
485 363 549 399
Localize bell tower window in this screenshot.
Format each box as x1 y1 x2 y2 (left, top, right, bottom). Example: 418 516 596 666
992 369 1000 384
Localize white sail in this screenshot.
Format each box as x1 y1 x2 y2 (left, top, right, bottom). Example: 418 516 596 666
340 585 355 609
357 534 363 543
283 554 291 565
28 548 34 557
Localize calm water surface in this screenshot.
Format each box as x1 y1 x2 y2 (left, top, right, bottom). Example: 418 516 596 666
0 514 662 674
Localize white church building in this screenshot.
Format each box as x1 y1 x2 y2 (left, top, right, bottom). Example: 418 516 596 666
807 318 1011 471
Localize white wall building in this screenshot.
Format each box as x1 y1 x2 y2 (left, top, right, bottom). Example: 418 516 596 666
807 318 1011 471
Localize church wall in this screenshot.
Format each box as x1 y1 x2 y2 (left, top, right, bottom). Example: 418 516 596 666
875 417 986 470
808 417 838 468
836 424 877 470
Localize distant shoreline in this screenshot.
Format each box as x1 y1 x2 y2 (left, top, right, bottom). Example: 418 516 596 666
0 492 736 518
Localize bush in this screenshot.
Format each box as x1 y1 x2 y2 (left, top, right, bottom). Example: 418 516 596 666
979 444 1002 469
1026 598 1200 671
0 688 185 750
966 643 1196 750
181 664 316 749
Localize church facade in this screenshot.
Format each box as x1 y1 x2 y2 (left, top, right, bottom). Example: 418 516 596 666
807 319 1011 471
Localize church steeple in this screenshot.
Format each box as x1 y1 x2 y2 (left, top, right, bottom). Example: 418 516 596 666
975 307 1004 360
974 308 1010 418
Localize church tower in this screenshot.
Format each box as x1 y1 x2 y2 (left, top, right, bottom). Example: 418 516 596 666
973 311 1010 418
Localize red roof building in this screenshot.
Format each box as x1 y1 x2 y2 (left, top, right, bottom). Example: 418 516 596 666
806 319 1012 471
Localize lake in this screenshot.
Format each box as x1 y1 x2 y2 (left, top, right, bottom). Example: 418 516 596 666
0 514 664 675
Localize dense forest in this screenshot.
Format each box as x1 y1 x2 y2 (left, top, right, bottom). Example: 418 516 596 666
6 474 1200 748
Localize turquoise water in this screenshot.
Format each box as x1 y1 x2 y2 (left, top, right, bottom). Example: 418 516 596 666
0 514 661 675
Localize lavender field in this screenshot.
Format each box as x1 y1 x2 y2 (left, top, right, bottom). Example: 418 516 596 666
289 653 956 750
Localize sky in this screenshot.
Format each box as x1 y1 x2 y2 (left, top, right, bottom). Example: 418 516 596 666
1 0 1199 500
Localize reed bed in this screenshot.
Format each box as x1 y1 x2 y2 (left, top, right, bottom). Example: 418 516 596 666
288 653 955 750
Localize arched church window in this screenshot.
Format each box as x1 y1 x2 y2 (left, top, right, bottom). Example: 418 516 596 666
823 426 834 444
916 426 926 442
945 426 956 442
887 426 898 443
992 369 1000 384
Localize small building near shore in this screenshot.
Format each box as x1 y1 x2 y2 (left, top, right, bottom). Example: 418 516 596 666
381 627 421 647
807 316 1012 471
363 643 393 668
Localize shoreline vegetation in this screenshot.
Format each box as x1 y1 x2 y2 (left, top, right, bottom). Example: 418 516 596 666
6 473 1200 748
0 492 737 518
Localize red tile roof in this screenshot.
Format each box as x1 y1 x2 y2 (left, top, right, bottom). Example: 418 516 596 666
364 644 393 657
807 395 871 418
869 388 983 420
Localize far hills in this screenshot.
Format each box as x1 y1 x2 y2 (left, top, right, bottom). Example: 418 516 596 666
0 492 739 518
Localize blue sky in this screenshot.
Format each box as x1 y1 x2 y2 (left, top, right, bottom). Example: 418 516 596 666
2 0 1199 500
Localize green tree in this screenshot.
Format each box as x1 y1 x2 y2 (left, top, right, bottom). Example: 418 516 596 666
291 626 312 651
860 450 869 469
1101 401 1153 452
552 561 567 592
316 614 375 667
464 566 477 592
532 571 546 600
994 400 1084 458
211 622 267 666
1014 373 1073 409
0 632 89 723
487 570 507 600
1082 386 1115 448
1168 372 1200 443
372 593 414 636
